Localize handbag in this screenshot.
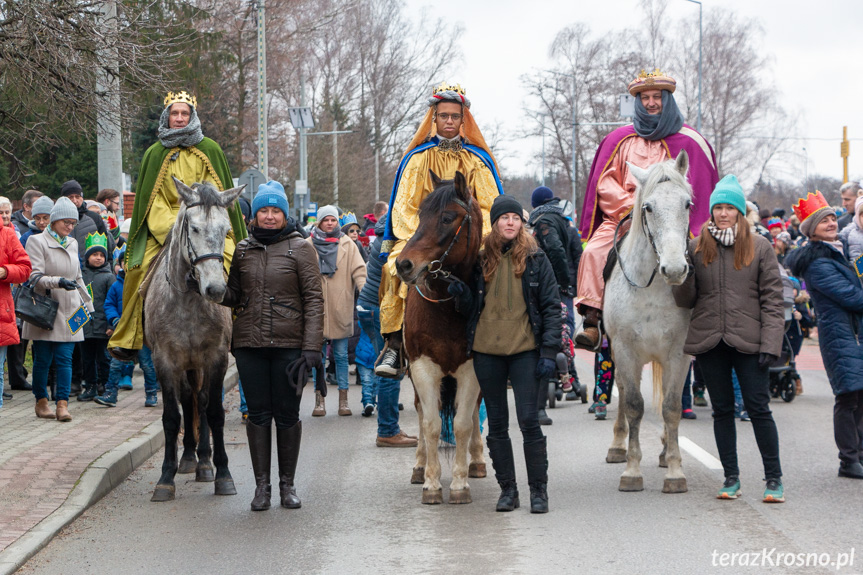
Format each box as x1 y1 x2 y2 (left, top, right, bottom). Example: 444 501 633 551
14 274 59 331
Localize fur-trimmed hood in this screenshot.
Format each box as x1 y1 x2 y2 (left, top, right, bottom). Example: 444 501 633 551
789 239 850 278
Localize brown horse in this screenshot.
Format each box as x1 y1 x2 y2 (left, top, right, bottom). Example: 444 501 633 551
395 170 487 504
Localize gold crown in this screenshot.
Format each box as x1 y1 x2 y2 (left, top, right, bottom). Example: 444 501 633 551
433 82 466 96
164 91 197 109
628 69 676 95
637 68 665 80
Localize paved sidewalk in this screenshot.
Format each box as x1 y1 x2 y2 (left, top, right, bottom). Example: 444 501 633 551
0 359 238 574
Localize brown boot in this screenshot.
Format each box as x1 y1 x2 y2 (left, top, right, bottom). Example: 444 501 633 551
312 391 326 417
795 378 803 396
35 397 55 419
575 307 602 349
55 400 72 422
338 389 352 416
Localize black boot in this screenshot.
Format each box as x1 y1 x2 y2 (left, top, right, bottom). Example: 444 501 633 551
246 421 272 511
77 384 97 402
276 421 302 509
524 437 549 514
487 437 520 512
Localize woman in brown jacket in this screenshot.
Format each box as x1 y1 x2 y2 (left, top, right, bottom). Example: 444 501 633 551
674 175 786 503
222 181 324 512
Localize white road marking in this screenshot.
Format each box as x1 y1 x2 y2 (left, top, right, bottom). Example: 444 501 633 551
679 436 723 471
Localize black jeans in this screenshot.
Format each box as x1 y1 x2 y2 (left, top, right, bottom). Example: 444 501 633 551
7 330 29 389
697 341 782 479
81 338 110 389
473 350 544 444
834 389 863 465
234 347 302 429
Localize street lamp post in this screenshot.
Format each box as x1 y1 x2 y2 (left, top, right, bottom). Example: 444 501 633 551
684 0 702 134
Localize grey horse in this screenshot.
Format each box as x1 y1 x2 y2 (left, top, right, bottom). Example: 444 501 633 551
146 177 244 502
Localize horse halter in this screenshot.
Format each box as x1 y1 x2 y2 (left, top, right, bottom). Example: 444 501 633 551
613 202 689 289
415 197 473 303
181 201 225 274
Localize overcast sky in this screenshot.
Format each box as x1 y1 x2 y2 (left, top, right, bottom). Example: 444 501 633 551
403 0 863 191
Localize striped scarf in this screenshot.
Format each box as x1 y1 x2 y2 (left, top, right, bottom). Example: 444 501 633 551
707 221 736 246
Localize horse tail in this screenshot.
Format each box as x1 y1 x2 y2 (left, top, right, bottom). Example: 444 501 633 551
651 361 664 413
439 375 457 448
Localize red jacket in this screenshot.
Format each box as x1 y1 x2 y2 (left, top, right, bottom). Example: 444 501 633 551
0 226 32 346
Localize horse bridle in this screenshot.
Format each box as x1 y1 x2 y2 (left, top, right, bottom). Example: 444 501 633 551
613 203 689 289
165 201 225 293
415 197 473 303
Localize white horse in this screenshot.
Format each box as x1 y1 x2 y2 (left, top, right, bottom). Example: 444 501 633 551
603 151 694 493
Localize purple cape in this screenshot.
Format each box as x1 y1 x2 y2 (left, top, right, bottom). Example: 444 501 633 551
578 124 720 240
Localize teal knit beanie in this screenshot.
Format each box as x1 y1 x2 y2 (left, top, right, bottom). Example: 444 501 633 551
709 174 746 216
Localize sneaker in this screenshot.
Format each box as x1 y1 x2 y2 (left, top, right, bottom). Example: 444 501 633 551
562 378 573 393
118 376 133 391
594 401 607 420
717 476 741 499
77 386 98 402
588 401 598 414
693 390 708 407
739 410 751 422
94 390 118 407
763 478 785 503
538 409 552 426
362 404 375 417
681 408 696 420
144 394 158 407
374 348 400 377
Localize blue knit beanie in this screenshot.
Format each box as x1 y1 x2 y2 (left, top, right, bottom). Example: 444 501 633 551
709 175 746 216
531 186 554 208
252 180 288 219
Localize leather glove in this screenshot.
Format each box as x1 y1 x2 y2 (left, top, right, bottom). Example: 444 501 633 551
758 352 778 368
286 350 326 397
185 271 200 292
535 357 557 381
58 278 78 291
447 278 467 297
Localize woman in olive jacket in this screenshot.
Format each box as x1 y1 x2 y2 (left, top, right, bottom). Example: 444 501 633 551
674 175 785 503
221 181 324 512
453 195 561 514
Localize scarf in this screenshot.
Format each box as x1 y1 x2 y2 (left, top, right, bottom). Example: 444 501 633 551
47 227 68 248
824 240 845 253
311 225 343 276
158 105 204 149
708 221 736 246
633 90 685 141
528 201 564 226
250 223 294 246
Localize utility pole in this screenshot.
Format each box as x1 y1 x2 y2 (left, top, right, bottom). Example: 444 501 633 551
841 126 850 184
96 0 123 197
333 119 339 206
256 0 268 179
684 0 703 134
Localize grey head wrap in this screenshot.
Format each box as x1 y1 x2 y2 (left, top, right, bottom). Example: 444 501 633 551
158 103 204 149
633 90 684 141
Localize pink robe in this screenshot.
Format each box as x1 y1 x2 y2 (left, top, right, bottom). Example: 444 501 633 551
576 138 669 310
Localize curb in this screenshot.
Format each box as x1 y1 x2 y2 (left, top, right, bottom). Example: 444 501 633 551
0 363 239 575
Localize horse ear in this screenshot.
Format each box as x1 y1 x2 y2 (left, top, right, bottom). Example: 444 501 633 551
429 170 442 188
675 150 689 177
626 162 649 186
172 176 198 206
453 171 470 202
219 185 245 208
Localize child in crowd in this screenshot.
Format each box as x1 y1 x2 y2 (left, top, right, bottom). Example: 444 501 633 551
95 246 159 407
77 234 115 401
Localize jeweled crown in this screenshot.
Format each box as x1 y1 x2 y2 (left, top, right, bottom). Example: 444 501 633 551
628 69 676 95
792 190 831 223
433 82 466 97
164 91 197 109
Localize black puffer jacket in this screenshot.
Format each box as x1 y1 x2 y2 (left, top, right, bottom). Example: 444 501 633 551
529 206 572 292
567 226 583 291
70 204 115 264
460 248 562 359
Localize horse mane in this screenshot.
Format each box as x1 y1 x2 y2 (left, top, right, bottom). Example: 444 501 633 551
184 182 223 213
419 180 461 217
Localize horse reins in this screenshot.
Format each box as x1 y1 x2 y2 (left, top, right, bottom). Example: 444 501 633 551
415 197 473 304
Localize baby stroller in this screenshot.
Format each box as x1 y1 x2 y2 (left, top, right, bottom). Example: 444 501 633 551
768 273 801 402
548 302 587 408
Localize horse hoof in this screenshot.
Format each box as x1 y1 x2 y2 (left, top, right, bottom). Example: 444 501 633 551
468 462 487 478
214 478 237 496
606 447 627 464
196 466 215 482
448 488 472 504
662 477 688 493
658 454 668 468
422 488 443 505
177 457 197 474
151 485 176 502
411 467 425 484
618 475 644 492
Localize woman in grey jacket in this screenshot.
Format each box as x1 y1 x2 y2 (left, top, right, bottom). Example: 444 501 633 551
674 175 785 503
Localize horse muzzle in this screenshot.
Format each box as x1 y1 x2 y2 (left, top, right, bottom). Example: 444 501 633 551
395 257 427 285
660 262 689 286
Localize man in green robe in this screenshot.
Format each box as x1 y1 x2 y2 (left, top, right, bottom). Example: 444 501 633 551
108 91 247 360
